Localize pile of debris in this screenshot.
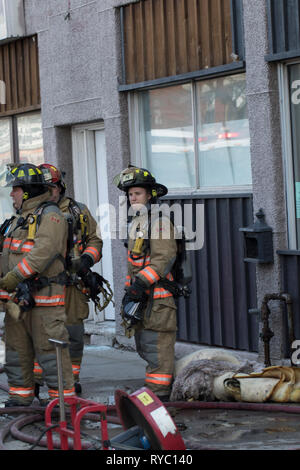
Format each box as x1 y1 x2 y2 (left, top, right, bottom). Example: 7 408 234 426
170 349 300 403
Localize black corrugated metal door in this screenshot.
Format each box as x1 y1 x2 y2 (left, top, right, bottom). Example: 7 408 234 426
167 194 258 352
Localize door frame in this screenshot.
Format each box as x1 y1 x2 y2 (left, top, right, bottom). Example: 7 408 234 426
71 122 115 321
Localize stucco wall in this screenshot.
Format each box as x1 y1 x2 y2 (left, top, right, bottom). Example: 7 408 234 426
21 0 291 357
23 0 137 340
243 0 288 362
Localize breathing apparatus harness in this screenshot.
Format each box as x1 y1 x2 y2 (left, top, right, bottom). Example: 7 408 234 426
64 198 114 314
0 201 68 313
123 207 192 330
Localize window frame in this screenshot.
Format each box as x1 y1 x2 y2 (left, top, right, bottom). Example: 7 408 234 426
278 61 300 250
128 72 253 197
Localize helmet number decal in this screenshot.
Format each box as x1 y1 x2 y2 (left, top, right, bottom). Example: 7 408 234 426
122 172 135 183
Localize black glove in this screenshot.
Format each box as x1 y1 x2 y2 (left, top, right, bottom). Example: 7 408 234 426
126 278 148 303
15 281 36 312
81 271 104 300
77 254 94 278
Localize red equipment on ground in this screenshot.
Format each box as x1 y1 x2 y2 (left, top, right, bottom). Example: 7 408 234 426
45 339 185 450
45 387 186 450
45 396 109 450
114 387 186 450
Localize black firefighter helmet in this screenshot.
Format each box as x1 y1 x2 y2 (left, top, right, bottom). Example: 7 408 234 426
3 163 49 200
114 166 168 199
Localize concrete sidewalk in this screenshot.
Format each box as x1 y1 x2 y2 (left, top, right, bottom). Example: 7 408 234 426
0 342 298 451
0 343 147 406
0 339 261 406
26 341 262 405
74 344 147 404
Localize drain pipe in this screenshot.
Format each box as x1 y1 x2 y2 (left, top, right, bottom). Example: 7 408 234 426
260 293 295 367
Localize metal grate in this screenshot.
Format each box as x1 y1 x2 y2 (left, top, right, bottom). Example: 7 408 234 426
165 194 258 351
119 0 244 86
0 35 40 115
279 251 300 356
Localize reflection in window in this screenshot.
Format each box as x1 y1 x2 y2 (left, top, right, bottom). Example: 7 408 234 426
196 75 252 187
0 118 12 166
135 74 252 190
0 112 44 223
0 118 13 222
17 113 44 166
288 64 300 248
138 85 196 189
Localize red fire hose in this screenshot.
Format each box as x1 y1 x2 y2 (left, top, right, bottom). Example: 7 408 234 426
1 363 300 450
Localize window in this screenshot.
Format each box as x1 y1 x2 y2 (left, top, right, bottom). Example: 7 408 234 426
130 73 252 191
196 76 252 188
0 112 44 223
283 63 300 249
0 118 12 165
17 113 44 165
0 111 44 167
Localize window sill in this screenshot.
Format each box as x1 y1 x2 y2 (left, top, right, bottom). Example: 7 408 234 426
162 186 253 200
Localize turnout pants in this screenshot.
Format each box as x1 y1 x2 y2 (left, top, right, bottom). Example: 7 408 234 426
5 306 75 405
34 286 89 385
65 285 89 382
135 329 176 397
65 323 85 382
134 298 177 397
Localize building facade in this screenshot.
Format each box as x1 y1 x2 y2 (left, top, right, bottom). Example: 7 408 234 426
1 0 299 363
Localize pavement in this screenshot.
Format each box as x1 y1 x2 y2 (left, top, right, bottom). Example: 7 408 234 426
0 329 299 451
0 343 147 451
66 343 147 404
0 339 260 451
0 339 260 407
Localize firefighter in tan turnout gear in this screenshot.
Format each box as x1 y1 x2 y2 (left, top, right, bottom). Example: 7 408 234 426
115 166 177 401
0 163 75 406
38 164 103 394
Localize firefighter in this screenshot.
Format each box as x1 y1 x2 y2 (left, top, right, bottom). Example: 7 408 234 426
115 166 177 401
38 164 103 394
0 163 75 406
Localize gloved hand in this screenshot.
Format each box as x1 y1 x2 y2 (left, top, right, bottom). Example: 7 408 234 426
77 254 93 278
0 271 21 293
126 277 148 302
15 281 36 312
81 271 104 300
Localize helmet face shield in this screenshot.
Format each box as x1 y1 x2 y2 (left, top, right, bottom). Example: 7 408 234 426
0 163 19 188
0 168 15 188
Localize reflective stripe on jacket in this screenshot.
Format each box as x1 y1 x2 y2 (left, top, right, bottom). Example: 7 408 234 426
127 210 177 300
0 191 68 306
58 197 103 264
58 197 103 322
